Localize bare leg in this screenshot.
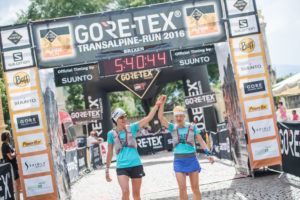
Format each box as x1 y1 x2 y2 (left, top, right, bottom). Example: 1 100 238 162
131 178 142 200
175 172 188 200
117 175 130 200
189 171 201 200
15 178 21 200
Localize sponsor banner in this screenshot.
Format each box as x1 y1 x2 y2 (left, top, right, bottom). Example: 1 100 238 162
225 0 256 17
77 147 87 172
137 134 164 155
184 92 217 109
91 144 102 167
163 133 173 151
235 56 265 77
0 163 15 200
210 130 232 160
251 139 280 161
70 109 102 122
277 122 300 177
20 153 51 176
100 51 171 77
24 175 54 197
54 63 100 87
31 0 225 68
239 76 268 98
247 118 276 140
17 132 47 154
0 25 30 50
171 45 217 67
243 97 272 119
10 90 40 112
115 69 160 99
5 68 37 91
229 14 260 37
13 111 43 133
65 149 79 183
3 48 34 71
231 34 262 57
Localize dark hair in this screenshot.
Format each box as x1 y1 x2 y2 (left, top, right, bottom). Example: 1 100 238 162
1 131 10 142
111 118 117 126
278 102 283 105
293 110 296 113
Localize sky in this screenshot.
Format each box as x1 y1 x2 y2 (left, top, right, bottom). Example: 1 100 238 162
0 0 299 77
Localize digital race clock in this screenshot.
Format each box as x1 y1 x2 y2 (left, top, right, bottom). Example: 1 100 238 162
100 51 171 76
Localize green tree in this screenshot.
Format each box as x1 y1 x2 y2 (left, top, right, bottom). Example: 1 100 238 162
0 59 10 129
64 85 85 113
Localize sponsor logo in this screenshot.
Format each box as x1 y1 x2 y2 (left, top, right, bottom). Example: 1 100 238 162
185 4 219 38
239 38 255 53
13 72 30 87
233 0 248 11
13 52 23 62
240 64 262 71
254 145 271 155
24 160 47 171
251 125 271 135
17 114 40 129
134 82 147 91
244 80 266 94
61 74 93 84
248 104 268 112
25 175 54 197
21 139 43 147
40 26 72 58
7 31 22 45
239 19 248 28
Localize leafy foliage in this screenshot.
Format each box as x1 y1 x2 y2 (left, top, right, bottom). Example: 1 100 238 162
0 59 10 129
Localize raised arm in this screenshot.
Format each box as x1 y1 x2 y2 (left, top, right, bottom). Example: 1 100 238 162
158 95 169 128
138 95 163 128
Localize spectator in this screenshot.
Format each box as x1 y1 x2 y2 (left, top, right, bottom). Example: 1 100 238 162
140 127 149 136
1 131 20 199
148 126 155 135
292 110 299 121
87 130 101 147
278 102 287 121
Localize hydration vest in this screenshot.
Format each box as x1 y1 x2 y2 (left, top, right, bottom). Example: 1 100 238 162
112 126 137 154
172 123 195 148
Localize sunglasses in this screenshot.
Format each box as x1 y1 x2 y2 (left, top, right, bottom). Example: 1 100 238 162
119 115 127 119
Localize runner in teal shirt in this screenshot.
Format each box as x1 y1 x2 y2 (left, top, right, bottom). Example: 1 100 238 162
107 122 141 168
168 122 201 154
105 95 164 200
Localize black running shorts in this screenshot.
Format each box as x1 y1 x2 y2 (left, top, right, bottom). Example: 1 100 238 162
116 165 145 178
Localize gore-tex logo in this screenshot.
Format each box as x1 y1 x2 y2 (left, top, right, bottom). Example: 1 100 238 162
8 31 22 44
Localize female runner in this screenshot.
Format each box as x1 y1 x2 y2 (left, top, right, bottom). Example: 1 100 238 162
105 95 164 200
158 95 214 200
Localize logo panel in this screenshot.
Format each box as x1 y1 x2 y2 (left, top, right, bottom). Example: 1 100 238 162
6 68 37 91
21 153 51 175
13 111 43 133
0 26 30 49
231 34 261 57
225 0 255 17
247 118 276 140
39 26 73 59
3 48 34 71
236 56 265 77
229 15 259 37
251 139 280 161
24 175 54 197
10 90 40 112
185 3 221 38
17 133 47 154
240 77 268 98
244 97 272 119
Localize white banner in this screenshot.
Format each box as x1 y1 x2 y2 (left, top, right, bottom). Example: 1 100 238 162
225 0 255 17
13 111 44 133
3 48 34 70
247 118 276 140
21 153 51 175
244 97 272 119
17 132 47 154
10 90 40 112
239 76 268 98
0 26 30 49
229 14 259 37
236 56 265 77
231 34 262 57
6 68 37 91
251 139 280 161
24 175 54 197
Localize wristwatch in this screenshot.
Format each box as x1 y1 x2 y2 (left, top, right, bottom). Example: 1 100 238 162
105 167 109 173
